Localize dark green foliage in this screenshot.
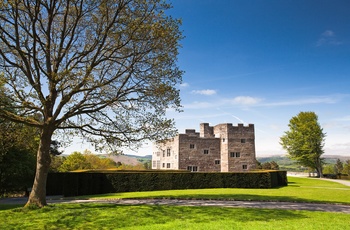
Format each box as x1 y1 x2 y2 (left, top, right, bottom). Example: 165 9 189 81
0 147 36 195
334 159 343 175
47 171 287 197
0 114 38 195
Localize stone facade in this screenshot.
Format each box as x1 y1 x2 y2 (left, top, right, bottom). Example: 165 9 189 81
152 123 257 172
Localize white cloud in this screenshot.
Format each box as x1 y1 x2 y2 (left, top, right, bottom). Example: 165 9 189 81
191 89 217 95
317 30 342 46
322 30 335 37
179 82 189 88
230 96 262 105
183 94 347 110
262 96 340 107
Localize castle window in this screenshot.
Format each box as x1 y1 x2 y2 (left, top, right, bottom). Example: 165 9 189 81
167 163 171 168
230 152 240 158
152 161 156 168
190 144 195 149
162 150 165 157
203 149 209 154
222 138 225 142
162 163 165 168
215 160 220 165
241 139 246 143
167 148 171 156
187 166 198 172
242 165 248 170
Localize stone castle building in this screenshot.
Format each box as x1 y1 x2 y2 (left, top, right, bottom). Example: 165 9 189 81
152 123 257 172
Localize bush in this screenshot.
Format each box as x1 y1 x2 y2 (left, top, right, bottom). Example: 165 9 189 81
46 170 288 197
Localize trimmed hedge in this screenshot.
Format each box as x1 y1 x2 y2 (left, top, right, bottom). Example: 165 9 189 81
47 170 287 197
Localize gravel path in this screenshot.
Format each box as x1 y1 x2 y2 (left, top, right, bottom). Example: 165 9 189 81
67 199 350 214
1 197 349 214
1 178 349 214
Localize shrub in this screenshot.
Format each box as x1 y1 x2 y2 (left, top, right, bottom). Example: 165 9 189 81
46 170 287 196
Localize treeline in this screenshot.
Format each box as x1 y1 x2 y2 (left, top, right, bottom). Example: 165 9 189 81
256 160 279 170
323 159 350 176
50 151 150 172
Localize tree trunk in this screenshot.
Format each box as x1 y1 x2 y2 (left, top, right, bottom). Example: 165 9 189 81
25 127 53 207
315 158 324 178
317 166 324 178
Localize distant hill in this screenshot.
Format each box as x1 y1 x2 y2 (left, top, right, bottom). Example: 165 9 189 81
323 155 350 164
257 155 350 171
104 154 348 168
257 155 349 163
126 154 152 160
99 154 151 166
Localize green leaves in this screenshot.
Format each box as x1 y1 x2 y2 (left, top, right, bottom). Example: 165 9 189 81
0 0 183 149
280 112 326 177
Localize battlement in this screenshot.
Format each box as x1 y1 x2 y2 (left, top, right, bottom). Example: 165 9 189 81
153 122 257 172
199 123 254 137
185 129 199 137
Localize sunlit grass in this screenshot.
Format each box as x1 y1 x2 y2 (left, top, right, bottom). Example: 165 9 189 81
1 177 349 229
86 177 350 204
0 203 349 229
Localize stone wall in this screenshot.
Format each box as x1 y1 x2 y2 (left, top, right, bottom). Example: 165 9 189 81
152 123 257 172
178 134 221 172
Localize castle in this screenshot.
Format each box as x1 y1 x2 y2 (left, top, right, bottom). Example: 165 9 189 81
152 123 257 172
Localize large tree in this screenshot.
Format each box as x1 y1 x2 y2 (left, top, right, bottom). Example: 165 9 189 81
0 0 183 207
280 112 326 178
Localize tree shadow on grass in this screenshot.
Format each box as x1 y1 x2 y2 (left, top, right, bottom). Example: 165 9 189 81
45 203 309 229
0 204 23 211
150 193 326 204
90 203 307 228
0 202 311 229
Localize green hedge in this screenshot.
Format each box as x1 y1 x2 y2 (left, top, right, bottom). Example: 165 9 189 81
46 170 287 197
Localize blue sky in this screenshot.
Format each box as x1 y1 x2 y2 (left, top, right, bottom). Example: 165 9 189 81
163 0 350 157
66 0 350 157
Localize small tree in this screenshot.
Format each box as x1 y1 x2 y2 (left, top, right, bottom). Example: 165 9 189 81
334 159 343 176
255 160 262 169
343 160 350 175
49 155 66 173
58 152 91 172
270 161 279 170
280 112 326 178
261 162 271 170
322 164 335 175
0 0 182 207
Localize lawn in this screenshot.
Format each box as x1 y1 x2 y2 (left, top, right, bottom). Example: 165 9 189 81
0 176 349 230
87 177 350 204
1 203 349 229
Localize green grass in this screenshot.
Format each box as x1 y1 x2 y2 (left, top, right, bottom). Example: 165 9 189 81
0 203 349 229
0 177 349 229
87 177 350 204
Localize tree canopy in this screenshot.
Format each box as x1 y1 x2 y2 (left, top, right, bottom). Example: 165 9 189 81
57 151 117 172
0 0 183 207
280 112 326 177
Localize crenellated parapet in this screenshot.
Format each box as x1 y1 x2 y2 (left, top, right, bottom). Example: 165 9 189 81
152 122 257 172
